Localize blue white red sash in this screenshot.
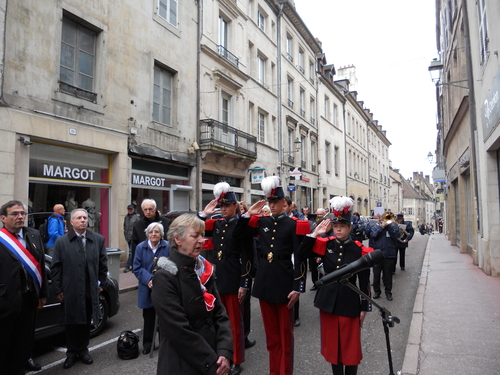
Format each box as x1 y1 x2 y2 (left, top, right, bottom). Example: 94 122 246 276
0 228 42 293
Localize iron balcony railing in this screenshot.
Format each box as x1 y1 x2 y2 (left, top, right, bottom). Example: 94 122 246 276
218 45 239 67
199 119 257 159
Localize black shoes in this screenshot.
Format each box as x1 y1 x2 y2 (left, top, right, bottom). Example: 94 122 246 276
143 347 151 355
373 292 381 299
63 356 77 369
386 293 393 301
26 358 42 371
310 285 318 291
80 353 93 364
294 319 301 327
401 267 405 271
245 338 256 349
231 364 242 375
123 266 131 273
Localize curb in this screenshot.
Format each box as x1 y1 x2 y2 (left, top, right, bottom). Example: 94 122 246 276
119 285 138 294
400 235 432 375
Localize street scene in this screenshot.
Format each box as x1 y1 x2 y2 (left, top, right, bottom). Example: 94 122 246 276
29 233 429 374
3 0 500 374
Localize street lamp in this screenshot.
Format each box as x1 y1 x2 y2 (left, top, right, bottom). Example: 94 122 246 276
283 137 302 156
428 58 468 89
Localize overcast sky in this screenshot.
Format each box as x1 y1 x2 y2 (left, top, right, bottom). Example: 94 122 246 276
293 0 438 180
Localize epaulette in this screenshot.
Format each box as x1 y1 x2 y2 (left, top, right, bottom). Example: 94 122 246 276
295 220 311 236
202 238 214 250
354 240 374 256
205 219 215 231
312 235 336 255
249 215 261 228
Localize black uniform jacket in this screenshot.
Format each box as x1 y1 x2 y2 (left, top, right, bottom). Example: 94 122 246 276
204 216 252 293
234 214 310 304
299 235 371 317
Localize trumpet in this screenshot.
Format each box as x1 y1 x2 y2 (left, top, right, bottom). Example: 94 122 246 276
380 211 396 225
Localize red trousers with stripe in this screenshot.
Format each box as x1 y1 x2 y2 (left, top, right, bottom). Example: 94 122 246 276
220 293 245 365
259 300 294 375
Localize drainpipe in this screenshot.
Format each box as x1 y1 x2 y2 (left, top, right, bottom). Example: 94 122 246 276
195 0 203 209
277 3 284 182
462 1 483 265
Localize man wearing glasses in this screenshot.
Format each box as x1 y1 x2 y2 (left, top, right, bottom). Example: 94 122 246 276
0 200 48 374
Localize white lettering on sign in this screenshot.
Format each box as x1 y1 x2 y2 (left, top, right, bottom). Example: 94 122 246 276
132 174 166 187
483 90 499 125
43 164 96 181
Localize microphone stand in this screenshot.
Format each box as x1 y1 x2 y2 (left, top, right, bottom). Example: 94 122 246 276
338 275 401 375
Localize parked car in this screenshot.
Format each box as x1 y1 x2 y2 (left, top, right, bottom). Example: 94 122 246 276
35 254 120 340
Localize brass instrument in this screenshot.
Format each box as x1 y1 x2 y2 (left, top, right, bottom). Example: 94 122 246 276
381 211 396 225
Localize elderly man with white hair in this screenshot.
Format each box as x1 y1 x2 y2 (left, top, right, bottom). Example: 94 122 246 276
130 199 171 274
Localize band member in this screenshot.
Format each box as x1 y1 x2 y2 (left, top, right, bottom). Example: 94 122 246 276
200 182 253 375
298 196 373 375
369 212 400 301
394 213 414 271
234 176 310 375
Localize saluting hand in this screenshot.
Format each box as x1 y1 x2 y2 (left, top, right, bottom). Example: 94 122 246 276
247 200 266 216
203 200 218 216
311 219 330 238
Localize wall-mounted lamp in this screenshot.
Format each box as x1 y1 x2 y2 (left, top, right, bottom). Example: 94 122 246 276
283 137 302 155
427 151 437 164
428 58 468 89
18 136 33 146
192 141 200 151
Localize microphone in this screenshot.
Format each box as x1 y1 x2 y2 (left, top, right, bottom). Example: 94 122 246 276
315 249 384 288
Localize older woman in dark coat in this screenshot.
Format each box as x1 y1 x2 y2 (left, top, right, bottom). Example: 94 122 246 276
133 222 170 355
151 214 233 375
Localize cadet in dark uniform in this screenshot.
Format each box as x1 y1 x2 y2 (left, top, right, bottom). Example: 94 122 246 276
298 197 372 375
234 176 309 375
200 182 252 375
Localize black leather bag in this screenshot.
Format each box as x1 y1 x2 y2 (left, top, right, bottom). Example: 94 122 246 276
117 331 140 360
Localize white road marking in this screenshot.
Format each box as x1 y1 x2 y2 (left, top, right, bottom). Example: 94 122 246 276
27 329 142 374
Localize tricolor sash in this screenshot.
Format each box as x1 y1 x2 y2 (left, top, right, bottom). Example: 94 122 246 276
195 255 216 311
0 228 42 293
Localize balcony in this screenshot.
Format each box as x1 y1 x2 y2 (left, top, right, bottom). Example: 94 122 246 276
287 155 295 164
310 116 315 125
311 165 316 172
301 160 306 169
287 53 293 62
288 99 294 109
199 119 257 160
218 45 239 67
300 109 305 117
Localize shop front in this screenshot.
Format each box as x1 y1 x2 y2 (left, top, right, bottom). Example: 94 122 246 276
131 157 192 215
28 142 112 244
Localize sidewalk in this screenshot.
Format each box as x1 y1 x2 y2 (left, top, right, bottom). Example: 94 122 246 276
118 266 138 293
402 233 500 375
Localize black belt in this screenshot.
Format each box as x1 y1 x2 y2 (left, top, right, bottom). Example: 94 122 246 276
260 252 291 262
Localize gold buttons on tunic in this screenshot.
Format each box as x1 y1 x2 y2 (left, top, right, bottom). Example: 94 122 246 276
270 244 274 248
338 258 341 262
274 222 277 225
271 237 275 240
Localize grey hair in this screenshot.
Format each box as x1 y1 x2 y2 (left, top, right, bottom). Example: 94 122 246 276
167 214 204 249
141 199 157 210
71 208 88 220
145 222 164 237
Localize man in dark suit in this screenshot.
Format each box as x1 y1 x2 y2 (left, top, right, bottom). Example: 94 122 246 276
51 208 108 369
0 200 47 375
